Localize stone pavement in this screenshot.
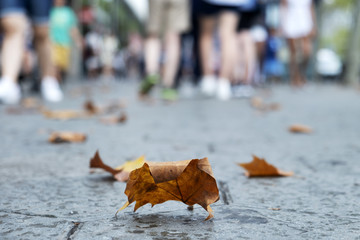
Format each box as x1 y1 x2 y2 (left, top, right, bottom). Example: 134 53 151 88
0 81 360 239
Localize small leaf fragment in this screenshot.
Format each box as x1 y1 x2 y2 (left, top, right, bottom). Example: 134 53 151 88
42 109 88 120
49 132 87 143
100 112 127 125
84 100 99 114
289 124 313 133
238 155 293 177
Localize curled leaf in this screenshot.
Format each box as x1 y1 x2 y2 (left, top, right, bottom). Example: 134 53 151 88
49 132 87 143
288 124 312 134
89 151 144 182
238 155 293 177
119 158 219 220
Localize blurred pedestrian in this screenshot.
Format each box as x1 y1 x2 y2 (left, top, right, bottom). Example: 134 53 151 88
0 0 63 104
198 0 242 100
280 0 316 86
233 0 262 98
100 31 118 79
139 0 190 101
84 27 102 79
50 0 82 82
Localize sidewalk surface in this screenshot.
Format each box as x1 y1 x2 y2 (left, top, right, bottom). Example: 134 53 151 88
1 81 359 239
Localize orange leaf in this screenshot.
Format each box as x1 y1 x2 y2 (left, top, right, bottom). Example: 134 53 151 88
119 158 219 220
238 155 293 177
48 131 87 143
288 124 312 133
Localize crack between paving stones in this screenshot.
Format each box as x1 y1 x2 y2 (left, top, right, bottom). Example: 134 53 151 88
0 209 57 218
218 181 233 205
66 221 83 240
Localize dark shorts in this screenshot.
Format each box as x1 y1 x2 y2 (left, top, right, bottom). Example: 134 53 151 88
0 0 53 25
237 8 262 32
197 0 239 16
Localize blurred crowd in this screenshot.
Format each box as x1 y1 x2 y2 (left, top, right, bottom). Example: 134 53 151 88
0 0 320 104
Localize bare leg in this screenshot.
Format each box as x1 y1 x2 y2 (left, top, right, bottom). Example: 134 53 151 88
0 15 27 82
199 16 216 77
163 32 180 88
237 31 256 85
218 11 239 81
287 38 301 86
33 25 56 79
34 25 63 102
144 35 161 75
300 36 313 84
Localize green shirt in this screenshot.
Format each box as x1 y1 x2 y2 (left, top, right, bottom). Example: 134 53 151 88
50 6 77 46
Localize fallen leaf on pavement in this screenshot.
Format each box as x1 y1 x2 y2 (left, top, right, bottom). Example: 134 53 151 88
288 124 312 134
48 131 87 143
238 155 293 177
84 100 99 114
114 155 145 181
89 151 144 181
250 97 281 112
100 112 127 125
42 109 89 120
6 98 44 115
118 158 219 220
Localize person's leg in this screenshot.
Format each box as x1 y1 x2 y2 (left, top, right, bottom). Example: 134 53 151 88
139 0 163 96
198 15 218 96
0 15 26 82
218 11 239 81
34 25 63 101
0 14 27 103
29 0 63 101
162 32 181 88
300 36 313 83
217 11 239 100
287 38 301 86
241 31 256 85
199 16 216 77
144 35 161 76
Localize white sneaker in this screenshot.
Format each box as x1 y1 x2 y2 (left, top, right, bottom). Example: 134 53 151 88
216 79 232 101
200 75 217 97
41 77 63 102
0 78 21 104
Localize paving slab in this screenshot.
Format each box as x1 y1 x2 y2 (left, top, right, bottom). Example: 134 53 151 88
1 81 360 239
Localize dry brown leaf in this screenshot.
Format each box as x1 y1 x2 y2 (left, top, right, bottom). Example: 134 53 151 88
238 155 293 177
48 131 87 143
288 124 312 133
84 100 99 114
100 112 127 125
42 109 89 120
250 97 281 112
118 158 219 220
89 151 121 176
89 151 144 181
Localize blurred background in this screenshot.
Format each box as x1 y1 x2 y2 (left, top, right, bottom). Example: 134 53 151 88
1 0 360 103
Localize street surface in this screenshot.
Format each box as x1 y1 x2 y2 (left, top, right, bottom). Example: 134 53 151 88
1 80 359 239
